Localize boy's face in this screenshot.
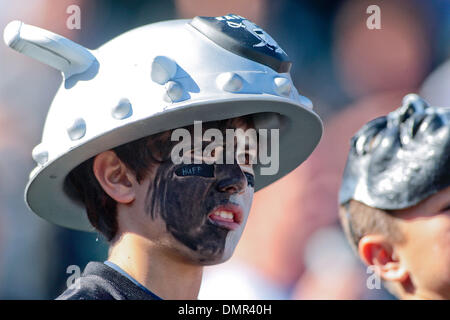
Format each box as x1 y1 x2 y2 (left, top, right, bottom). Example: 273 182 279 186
392 186 450 298
130 117 256 265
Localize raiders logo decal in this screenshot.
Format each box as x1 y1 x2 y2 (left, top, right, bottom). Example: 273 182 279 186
190 14 291 73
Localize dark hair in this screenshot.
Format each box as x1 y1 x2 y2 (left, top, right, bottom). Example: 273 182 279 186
338 200 404 253
66 132 171 241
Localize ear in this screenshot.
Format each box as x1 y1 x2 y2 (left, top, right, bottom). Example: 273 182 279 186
92 151 137 204
358 234 409 283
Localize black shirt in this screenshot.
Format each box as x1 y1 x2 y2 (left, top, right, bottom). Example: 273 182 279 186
57 261 161 300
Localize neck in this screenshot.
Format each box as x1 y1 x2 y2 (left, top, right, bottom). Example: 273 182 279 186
396 279 449 300
401 289 449 300
108 232 203 300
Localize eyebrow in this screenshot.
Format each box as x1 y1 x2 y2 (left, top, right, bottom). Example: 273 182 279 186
191 140 256 150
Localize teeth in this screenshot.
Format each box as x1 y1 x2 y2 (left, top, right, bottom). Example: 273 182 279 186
213 211 234 220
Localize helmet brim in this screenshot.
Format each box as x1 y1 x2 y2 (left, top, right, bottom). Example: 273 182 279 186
25 95 322 231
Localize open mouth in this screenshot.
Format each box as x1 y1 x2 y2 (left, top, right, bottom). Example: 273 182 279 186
207 203 243 231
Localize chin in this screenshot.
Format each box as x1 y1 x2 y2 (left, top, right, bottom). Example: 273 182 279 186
167 227 242 265
199 251 234 266
177 246 236 266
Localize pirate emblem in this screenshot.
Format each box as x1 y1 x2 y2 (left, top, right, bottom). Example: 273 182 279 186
190 14 291 73
241 19 285 55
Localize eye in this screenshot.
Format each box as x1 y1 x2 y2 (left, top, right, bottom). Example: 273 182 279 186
440 204 450 213
236 152 249 165
237 150 257 166
189 146 202 155
244 152 253 165
186 144 205 160
244 172 255 188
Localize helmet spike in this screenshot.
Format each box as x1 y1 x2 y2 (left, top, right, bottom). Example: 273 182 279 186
3 20 97 79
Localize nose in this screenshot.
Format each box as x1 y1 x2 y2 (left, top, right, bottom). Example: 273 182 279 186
215 164 247 194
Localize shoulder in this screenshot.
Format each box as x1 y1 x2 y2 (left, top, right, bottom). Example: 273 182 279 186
56 262 127 300
55 261 158 300
56 273 125 300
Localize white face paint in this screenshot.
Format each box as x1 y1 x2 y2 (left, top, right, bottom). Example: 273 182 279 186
221 183 255 262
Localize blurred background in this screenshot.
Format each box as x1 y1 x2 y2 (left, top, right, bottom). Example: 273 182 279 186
0 0 448 299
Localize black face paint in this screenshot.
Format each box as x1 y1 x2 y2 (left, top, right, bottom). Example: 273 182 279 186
146 161 249 263
175 164 215 178
244 172 254 188
339 95 450 210
144 119 255 264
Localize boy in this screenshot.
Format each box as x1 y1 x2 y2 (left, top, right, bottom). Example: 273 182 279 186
3 15 322 299
339 94 450 299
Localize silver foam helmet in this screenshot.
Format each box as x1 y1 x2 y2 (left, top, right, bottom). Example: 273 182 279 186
4 15 323 231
